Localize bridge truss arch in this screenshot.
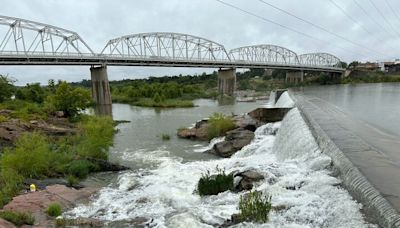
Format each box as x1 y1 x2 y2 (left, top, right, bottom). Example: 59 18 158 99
229 44 300 65
299 53 341 68
101 32 231 62
0 15 94 57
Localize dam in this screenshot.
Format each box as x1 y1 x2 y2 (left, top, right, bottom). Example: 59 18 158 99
64 86 394 227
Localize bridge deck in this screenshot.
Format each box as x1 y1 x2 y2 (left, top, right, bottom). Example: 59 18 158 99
293 93 400 213
0 55 345 72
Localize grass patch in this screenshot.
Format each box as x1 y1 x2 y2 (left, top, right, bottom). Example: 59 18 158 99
46 202 62 217
0 210 35 226
76 116 114 160
66 175 79 187
0 100 47 121
0 115 8 123
238 191 272 223
67 160 99 179
132 98 194 108
207 113 236 140
1 132 52 179
161 134 171 140
198 167 234 196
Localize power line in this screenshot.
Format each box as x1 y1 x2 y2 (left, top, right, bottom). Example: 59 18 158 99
352 0 392 36
383 0 400 27
367 0 400 39
255 0 387 57
329 0 380 40
214 0 382 59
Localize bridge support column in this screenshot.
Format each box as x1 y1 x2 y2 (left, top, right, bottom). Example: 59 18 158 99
90 65 112 116
285 70 304 84
218 68 236 96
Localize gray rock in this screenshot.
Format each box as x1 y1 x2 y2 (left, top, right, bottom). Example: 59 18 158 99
234 170 265 192
207 128 254 158
233 114 261 132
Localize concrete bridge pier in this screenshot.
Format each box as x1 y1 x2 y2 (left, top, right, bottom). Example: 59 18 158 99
285 70 304 84
90 65 112 116
218 68 236 96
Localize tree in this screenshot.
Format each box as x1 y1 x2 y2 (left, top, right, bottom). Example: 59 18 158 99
15 83 46 103
0 75 15 102
48 81 92 117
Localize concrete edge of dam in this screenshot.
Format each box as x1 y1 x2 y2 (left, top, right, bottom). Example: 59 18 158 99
283 90 400 228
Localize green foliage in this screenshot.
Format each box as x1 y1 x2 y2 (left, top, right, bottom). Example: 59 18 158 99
0 169 23 208
239 191 272 223
77 116 114 160
46 202 62 217
0 211 35 226
207 113 236 140
198 167 234 196
15 83 46 103
66 175 79 187
132 98 194 108
48 81 92 117
1 133 52 178
67 160 98 179
0 115 8 123
342 71 400 84
161 134 171 140
0 75 15 103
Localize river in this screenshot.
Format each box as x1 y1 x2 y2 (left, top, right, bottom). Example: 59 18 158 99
296 83 400 137
67 94 377 227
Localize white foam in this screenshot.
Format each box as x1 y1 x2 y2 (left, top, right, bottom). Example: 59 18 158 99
275 91 295 108
66 108 375 228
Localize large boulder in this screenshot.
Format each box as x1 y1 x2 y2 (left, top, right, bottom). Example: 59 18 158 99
234 170 265 191
232 114 261 132
177 119 209 140
207 128 254 157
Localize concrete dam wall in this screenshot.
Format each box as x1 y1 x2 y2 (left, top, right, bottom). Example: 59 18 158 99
272 90 400 227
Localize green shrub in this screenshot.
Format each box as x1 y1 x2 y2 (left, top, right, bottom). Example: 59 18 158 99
46 202 62 217
0 115 8 123
0 169 23 208
1 132 52 178
47 81 92 117
207 113 236 140
0 211 35 226
198 167 234 196
67 160 98 179
15 83 46 103
77 116 114 160
161 134 170 140
239 191 272 223
66 175 79 187
0 75 15 103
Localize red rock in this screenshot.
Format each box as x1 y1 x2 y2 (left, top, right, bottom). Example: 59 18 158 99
2 185 98 227
0 218 16 228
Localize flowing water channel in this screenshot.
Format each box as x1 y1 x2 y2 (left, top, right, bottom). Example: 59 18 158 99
67 93 380 227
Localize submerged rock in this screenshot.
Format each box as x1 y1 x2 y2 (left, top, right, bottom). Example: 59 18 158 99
207 128 254 158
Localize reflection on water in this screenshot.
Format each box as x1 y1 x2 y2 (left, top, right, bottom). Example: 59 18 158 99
298 83 400 137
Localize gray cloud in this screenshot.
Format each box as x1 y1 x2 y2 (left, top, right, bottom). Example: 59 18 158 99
1 0 399 85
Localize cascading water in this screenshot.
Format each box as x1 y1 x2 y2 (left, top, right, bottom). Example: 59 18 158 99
66 95 375 227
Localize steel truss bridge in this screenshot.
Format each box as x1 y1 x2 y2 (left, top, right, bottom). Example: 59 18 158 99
0 15 344 73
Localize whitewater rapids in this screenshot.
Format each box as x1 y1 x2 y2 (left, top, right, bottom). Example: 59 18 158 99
67 95 375 227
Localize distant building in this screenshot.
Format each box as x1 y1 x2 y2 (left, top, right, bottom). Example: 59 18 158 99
379 61 400 73
355 62 380 71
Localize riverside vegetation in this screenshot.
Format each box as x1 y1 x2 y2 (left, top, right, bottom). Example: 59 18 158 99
0 75 115 216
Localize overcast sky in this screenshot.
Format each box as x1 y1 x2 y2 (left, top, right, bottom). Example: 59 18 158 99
1 0 400 85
